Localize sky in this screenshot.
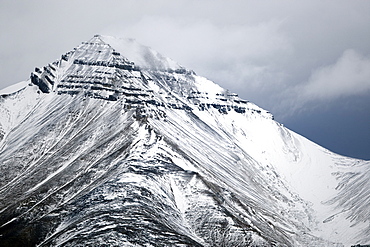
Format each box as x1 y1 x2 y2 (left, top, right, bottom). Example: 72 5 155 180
0 0 369 160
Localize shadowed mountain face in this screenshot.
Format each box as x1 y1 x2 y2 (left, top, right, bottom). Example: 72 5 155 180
0 35 368 247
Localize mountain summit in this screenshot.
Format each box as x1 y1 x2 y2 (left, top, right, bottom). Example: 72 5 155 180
0 35 369 247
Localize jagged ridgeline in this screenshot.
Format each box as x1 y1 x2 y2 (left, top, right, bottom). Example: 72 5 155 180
0 35 368 247
29 35 265 118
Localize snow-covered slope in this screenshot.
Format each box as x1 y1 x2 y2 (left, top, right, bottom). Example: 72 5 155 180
0 35 368 247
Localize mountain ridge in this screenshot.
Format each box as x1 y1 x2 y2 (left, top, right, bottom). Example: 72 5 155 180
0 35 368 247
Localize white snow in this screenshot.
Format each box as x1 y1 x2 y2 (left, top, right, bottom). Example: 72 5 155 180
101 35 183 71
0 80 28 95
193 76 223 97
170 176 187 214
0 35 368 247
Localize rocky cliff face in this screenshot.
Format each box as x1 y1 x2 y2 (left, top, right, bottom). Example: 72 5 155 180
0 35 368 247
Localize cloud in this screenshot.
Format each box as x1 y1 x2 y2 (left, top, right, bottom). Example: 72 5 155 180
104 15 292 95
302 49 370 101
1 0 370 118
100 1 370 118
276 49 370 118
0 0 369 159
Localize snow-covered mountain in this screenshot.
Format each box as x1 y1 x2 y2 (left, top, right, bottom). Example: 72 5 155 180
0 35 368 247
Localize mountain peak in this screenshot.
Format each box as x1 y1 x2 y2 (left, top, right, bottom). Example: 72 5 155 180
88 34 107 44
28 35 273 119
99 35 185 72
1 35 367 246
30 35 134 94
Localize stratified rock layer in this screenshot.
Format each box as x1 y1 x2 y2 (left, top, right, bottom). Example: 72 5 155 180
0 35 368 247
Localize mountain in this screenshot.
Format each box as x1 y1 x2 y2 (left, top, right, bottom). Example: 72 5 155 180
0 35 368 247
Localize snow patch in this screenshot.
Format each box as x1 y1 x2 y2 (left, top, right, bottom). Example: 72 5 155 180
0 81 28 95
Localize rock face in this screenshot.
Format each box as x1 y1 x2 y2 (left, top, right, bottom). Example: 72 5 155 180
0 35 369 247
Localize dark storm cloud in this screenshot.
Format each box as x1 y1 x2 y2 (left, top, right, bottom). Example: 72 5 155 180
0 0 369 159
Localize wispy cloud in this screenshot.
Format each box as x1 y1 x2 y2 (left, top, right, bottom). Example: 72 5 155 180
276 50 370 117
302 49 370 101
105 15 293 107
1 0 370 120
106 16 291 73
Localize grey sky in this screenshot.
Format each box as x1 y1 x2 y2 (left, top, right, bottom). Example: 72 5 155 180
1 0 369 159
